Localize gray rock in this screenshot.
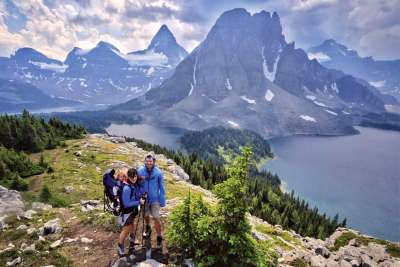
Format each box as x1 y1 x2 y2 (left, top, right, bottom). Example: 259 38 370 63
310 255 326 267
74 151 82 157
0 186 25 217
326 259 340 267
168 165 190 181
80 200 100 212
64 186 74 194
360 254 376 267
0 216 6 231
16 224 28 230
31 202 52 211
315 246 331 258
39 218 62 236
22 243 35 253
50 239 63 249
22 209 37 220
339 259 352 267
6 257 21 267
26 227 36 235
80 237 93 244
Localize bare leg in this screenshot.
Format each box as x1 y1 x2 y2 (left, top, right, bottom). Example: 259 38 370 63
119 225 131 245
154 218 162 237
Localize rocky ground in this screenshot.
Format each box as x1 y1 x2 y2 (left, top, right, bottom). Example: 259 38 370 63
1 134 399 266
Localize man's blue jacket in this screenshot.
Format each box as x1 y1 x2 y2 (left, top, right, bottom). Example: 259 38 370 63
138 165 166 207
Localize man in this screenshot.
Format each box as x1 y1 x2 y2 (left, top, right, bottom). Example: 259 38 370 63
138 153 166 249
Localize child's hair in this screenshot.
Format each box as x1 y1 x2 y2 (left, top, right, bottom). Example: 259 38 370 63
116 168 128 182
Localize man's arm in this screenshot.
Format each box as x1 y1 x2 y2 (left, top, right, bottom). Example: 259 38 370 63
158 171 166 207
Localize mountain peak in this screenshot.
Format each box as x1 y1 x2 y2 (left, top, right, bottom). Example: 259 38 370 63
129 24 188 67
148 24 177 50
12 47 56 63
96 41 120 52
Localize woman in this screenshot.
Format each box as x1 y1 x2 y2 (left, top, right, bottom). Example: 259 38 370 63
117 168 145 257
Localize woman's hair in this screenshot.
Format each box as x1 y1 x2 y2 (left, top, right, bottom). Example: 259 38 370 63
127 168 138 185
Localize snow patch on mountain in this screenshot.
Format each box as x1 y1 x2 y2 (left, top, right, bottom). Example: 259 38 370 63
225 78 232 90
262 46 279 82
188 83 194 96
325 110 338 116
29 61 68 73
227 120 240 128
306 95 316 101
265 89 274 102
313 101 328 107
369 80 386 88
308 52 331 62
241 95 256 104
299 115 317 122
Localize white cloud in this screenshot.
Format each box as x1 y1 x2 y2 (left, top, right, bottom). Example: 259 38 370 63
0 0 399 61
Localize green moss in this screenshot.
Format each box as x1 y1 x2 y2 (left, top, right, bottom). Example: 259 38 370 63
291 258 309 267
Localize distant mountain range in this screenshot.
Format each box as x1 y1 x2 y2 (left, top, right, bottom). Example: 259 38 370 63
0 78 78 113
308 39 400 102
0 24 188 106
114 8 398 138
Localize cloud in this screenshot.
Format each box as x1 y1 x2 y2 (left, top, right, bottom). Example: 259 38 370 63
263 0 400 60
0 0 398 61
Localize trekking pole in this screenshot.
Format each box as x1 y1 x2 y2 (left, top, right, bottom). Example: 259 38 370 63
141 198 147 247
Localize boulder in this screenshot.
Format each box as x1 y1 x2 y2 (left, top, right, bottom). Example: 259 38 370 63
16 224 28 230
74 151 82 157
167 159 175 166
0 216 7 231
0 186 25 217
64 186 74 194
31 202 52 211
6 257 21 267
26 227 36 235
326 259 340 267
310 255 326 267
81 237 93 244
50 239 63 249
22 209 37 220
168 165 190 181
315 246 331 258
80 200 100 212
39 218 62 236
22 243 35 253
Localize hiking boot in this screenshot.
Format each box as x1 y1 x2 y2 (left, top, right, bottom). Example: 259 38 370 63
117 243 125 258
156 236 163 249
143 224 151 238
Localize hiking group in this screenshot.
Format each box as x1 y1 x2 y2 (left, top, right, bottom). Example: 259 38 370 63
102 152 166 259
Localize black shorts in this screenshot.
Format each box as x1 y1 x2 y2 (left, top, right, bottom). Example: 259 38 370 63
119 208 138 227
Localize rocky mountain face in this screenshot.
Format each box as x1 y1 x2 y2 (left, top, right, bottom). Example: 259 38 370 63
0 25 187 107
1 135 399 266
308 39 400 102
114 8 395 138
0 78 79 112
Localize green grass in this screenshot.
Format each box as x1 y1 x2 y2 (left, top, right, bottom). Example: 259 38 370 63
291 258 309 267
255 224 301 250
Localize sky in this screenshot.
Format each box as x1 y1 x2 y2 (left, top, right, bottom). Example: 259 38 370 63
0 0 399 61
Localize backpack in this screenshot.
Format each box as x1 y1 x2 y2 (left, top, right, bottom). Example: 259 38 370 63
103 170 122 216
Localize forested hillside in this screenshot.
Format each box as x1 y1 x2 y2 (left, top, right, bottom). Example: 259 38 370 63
0 111 85 190
179 126 273 164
